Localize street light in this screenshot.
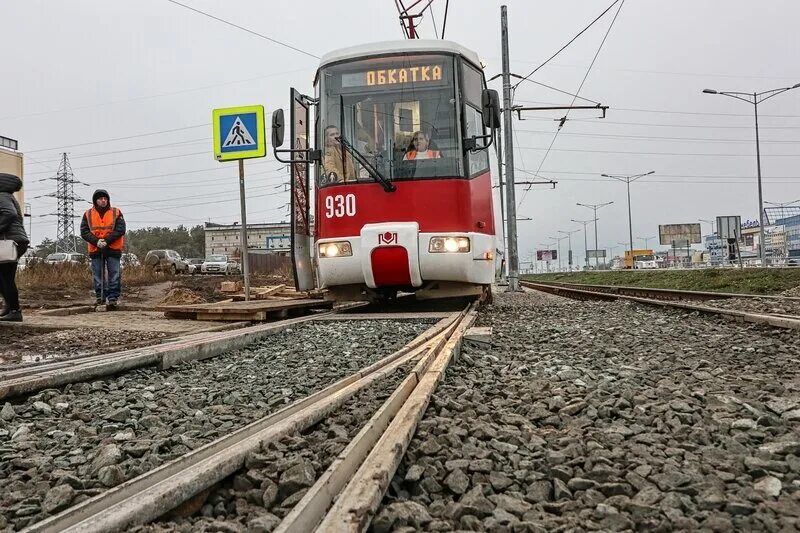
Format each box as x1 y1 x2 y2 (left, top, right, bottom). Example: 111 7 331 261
601 170 655 269
765 199 800 208
637 235 656 248
576 201 613 269
558 229 579 271
703 83 800 265
571 218 595 269
699 218 716 236
549 235 568 272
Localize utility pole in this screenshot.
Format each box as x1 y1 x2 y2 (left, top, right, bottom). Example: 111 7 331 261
501 5 520 291
577 201 613 269
703 83 800 265
602 171 655 270
45 153 84 253
495 127 506 282
558 229 579 271
571 218 594 269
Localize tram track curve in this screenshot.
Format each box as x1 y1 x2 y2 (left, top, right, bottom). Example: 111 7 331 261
521 281 800 331
17 306 476 532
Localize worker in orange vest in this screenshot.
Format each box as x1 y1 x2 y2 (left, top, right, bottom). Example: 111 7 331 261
80 189 126 308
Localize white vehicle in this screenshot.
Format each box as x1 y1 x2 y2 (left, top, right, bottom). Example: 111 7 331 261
201 255 236 275
45 252 86 265
634 255 659 269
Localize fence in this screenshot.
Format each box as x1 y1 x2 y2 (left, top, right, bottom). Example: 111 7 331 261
248 253 291 274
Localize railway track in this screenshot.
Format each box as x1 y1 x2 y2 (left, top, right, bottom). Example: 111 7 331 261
9 305 476 532
522 279 800 303
0 311 342 401
521 280 800 331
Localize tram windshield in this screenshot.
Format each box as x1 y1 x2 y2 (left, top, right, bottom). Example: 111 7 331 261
317 53 483 187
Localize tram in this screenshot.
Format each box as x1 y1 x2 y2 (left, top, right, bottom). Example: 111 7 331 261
272 39 501 301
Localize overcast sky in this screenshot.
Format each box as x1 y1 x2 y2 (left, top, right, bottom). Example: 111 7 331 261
2 0 799 264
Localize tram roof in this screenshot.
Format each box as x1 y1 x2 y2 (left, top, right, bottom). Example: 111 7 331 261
318 40 482 71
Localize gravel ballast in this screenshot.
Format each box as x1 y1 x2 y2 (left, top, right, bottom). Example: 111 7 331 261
137 363 413 533
376 290 800 531
0 319 432 531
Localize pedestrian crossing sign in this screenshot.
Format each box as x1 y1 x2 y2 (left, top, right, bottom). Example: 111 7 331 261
212 105 266 161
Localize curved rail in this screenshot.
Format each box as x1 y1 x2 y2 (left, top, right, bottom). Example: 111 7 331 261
522 280 800 331
523 279 800 302
27 308 475 533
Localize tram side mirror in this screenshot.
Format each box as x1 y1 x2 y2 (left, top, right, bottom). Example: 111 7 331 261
272 109 285 148
482 89 501 129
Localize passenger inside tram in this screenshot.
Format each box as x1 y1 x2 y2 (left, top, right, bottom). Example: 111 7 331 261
321 125 356 183
403 131 442 160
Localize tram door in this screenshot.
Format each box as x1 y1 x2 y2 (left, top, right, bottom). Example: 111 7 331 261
289 89 315 291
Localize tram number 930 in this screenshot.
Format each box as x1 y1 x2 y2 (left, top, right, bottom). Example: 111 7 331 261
324 194 356 218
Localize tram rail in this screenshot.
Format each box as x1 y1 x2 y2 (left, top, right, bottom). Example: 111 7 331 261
522 279 800 302
24 305 477 533
522 280 800 331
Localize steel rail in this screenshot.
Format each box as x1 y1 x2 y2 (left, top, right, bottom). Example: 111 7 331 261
522 281 800 331
311 302 478 532
0 304 368 400
524 279 800 302
26 312 463 533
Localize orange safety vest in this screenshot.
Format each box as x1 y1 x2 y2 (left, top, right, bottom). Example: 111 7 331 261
405 149 441 160
85 207 124 253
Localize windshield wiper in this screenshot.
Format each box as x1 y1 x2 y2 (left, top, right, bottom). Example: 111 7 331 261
336 135 395 193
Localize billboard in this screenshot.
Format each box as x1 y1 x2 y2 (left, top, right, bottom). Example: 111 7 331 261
0 145 23 208
716 216 742 241
659 223 701 246
587 249 606 258
266 235 290 251
536 249 557 261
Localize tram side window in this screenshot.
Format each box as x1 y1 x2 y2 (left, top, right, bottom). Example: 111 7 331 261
462 63 489 177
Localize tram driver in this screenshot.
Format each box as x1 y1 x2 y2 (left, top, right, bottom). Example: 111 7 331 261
403 131 442 160
322 125 356 184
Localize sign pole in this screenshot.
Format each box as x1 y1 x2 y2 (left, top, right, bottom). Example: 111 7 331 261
238 159 251 302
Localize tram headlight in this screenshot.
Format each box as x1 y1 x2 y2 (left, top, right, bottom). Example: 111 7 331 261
319 241 352 258
429 236 470 253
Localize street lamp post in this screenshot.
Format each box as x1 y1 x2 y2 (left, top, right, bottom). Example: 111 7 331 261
601 171 655 270
571 219 595 269
576 201 613 269
558 229 579 271
703 84 800 265
637 235 656 248
699 218 716 236
549 235 568 272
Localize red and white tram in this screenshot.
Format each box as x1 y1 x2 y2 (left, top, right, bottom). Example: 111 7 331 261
273 40 501 301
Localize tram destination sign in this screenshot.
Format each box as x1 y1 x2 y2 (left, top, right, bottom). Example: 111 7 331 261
341 64 445 88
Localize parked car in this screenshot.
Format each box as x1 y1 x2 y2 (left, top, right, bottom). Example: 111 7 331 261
786 258 800 267
144 249 189 274
186 258 205 275
16 251 40 271
121 253 141 268
201 255 238 275
45 252 86 265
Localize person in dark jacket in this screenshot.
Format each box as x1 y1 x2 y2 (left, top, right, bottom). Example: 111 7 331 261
80 189 126 307
0 173 30 322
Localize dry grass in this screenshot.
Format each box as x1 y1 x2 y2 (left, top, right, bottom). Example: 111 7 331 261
18 263 168 292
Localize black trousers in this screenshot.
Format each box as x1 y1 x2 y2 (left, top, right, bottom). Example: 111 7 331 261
0 261 19 310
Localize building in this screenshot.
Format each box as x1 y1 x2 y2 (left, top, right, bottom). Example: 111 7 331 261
777 215 800 258
204 222 292 257
0 136 23 208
